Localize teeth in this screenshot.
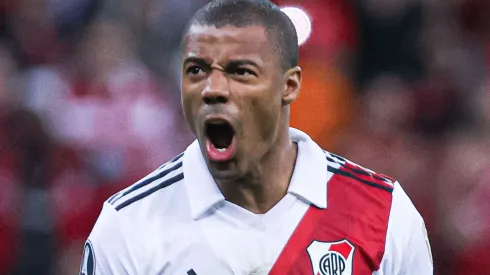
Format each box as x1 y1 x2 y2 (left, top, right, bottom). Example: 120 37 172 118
217 148 226 152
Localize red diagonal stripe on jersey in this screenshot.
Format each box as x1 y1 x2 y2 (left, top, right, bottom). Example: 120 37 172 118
329 242 353 259
269 172 392 275
268 205 322 275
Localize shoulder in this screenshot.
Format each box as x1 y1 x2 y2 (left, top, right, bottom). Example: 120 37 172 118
322 150 396 239
107 152 186 212
376 181 433 274
386 182 430 252
323 150 395 194
322 151 431 272
323 150 423 218
81 153 189 274
387 182 426 237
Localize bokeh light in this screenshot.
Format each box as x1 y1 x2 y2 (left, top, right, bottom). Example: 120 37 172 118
280 7 312 46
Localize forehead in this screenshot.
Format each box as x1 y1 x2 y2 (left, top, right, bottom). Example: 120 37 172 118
182 25 276 64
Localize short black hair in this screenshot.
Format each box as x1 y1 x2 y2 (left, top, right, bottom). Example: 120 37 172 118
183 0 299 71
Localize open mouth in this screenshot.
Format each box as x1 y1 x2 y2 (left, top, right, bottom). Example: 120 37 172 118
206 120 235 150
204 119 236 161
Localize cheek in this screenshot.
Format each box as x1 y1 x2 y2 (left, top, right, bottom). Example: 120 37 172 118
248 93 281 144
181 88 201 134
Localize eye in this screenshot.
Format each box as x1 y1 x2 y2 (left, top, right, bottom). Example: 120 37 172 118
186 66 205 76
232 68 256 77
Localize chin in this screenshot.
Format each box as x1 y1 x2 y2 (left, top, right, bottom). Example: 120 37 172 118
207 162 242 181
211 172 239 182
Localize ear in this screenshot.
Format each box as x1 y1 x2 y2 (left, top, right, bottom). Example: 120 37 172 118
282 66 302 106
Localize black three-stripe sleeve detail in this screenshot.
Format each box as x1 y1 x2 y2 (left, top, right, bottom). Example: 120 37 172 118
326 155 393 184
158 152 184 169
343 165 391 183
107 192 119 204
329 153 347 162
109 161 183 205
327 166 394 193
115 173 184 211
326 155 340 165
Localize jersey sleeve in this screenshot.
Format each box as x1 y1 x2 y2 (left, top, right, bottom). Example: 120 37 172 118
375 182 433 275
80 202 136 275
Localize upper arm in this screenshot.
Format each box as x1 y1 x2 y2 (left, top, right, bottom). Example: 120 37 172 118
375 182 433 275
80 202 136 275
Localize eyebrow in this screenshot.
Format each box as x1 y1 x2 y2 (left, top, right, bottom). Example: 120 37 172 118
182 57 260 69
183 56 211 68
226 59 260 69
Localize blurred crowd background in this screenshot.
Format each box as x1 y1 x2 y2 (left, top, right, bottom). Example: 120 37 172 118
0 0 489 274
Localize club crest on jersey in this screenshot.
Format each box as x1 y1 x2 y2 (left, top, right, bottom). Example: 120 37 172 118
80 240 95 275
307 239 355 275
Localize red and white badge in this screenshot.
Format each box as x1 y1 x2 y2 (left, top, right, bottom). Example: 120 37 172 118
307 239 355 275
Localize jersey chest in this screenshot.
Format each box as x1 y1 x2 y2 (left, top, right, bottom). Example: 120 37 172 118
136 175 392 275
142 201 308 274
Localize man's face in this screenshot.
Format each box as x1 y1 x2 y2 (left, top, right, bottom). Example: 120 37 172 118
181 25 288 180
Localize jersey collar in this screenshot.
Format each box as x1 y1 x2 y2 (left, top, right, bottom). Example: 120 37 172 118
287 128 329 209
183 127 330 220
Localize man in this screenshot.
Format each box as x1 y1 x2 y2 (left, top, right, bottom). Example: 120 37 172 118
81 0 433 274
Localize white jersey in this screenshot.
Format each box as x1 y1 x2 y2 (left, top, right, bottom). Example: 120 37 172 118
80 128 433 275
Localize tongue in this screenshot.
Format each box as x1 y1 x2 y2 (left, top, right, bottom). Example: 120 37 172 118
206 138 236 162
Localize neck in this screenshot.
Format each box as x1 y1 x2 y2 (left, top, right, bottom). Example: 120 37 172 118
218 127 298 214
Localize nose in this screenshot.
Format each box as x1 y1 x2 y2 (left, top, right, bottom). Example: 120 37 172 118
202 69 229 105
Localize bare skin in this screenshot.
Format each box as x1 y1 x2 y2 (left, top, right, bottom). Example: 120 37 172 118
181 25 302 214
